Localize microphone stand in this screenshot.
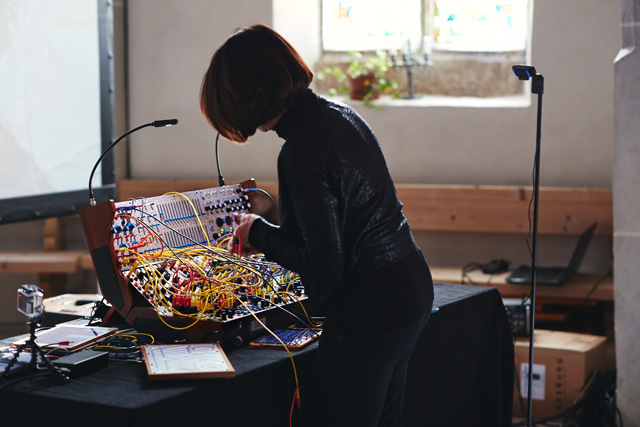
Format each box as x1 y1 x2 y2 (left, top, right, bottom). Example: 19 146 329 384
88 119 178 206
513 65 544 427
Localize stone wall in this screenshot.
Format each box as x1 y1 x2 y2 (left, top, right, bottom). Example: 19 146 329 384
613 0 640 424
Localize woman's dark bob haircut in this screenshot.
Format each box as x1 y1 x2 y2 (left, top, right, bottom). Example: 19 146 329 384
200 25 313 143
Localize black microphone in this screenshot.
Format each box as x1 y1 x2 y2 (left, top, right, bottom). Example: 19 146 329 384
512 64 537 80
88 119 178 206
151 119 178 127
512 64 544 94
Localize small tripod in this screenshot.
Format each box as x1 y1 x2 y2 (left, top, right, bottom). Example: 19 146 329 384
2 288 69 383
2 315 69 383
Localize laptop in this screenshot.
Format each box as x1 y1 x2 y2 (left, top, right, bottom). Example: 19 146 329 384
506 222 597 286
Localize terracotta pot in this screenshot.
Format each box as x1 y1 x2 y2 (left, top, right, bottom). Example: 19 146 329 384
348 74 380 100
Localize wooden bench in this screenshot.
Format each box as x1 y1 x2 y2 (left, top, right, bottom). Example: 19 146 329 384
118 179 612 235
0 218 95 296
117 180 615 323
0 179 612 298
0 250 93 274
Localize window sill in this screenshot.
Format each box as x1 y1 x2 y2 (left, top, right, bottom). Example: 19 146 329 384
325 93 531 109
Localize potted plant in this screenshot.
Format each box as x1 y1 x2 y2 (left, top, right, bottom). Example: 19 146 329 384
317 50 398 106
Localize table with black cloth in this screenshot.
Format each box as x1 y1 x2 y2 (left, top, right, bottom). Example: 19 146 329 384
0 283 513 426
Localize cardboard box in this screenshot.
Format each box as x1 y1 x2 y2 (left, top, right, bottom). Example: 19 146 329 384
513 329 607 420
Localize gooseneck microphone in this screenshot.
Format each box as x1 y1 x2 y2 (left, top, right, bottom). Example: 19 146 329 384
214 132 225 187
88 119 178 206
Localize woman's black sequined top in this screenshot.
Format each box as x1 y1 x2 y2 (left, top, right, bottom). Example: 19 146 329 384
249 89 419 313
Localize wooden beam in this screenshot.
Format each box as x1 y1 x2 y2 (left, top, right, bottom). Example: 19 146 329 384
42 217 62 251
429 266 614 302
396 184 612 235
40 217 65 295
117 180 612 235
0 251 90 274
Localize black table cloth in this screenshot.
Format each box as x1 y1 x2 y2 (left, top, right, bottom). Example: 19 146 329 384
0 283 513 426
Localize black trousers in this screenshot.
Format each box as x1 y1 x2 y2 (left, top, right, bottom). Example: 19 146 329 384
312 311 431 427
304 247 434 426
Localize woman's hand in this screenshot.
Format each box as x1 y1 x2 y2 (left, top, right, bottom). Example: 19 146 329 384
228 213 261 256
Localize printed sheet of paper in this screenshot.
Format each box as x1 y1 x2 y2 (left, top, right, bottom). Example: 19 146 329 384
142 343 235 380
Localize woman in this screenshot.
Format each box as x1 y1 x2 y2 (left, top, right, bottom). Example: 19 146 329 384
200 25 434 427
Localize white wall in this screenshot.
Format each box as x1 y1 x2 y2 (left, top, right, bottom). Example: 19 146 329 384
128 0 618 188
127 0 278 184
126 0 618 272
129 0 616 182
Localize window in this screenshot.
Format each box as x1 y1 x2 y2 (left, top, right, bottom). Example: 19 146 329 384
319 0 532 99
322 0 529 53
322 0 422 52
434 0 529 52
